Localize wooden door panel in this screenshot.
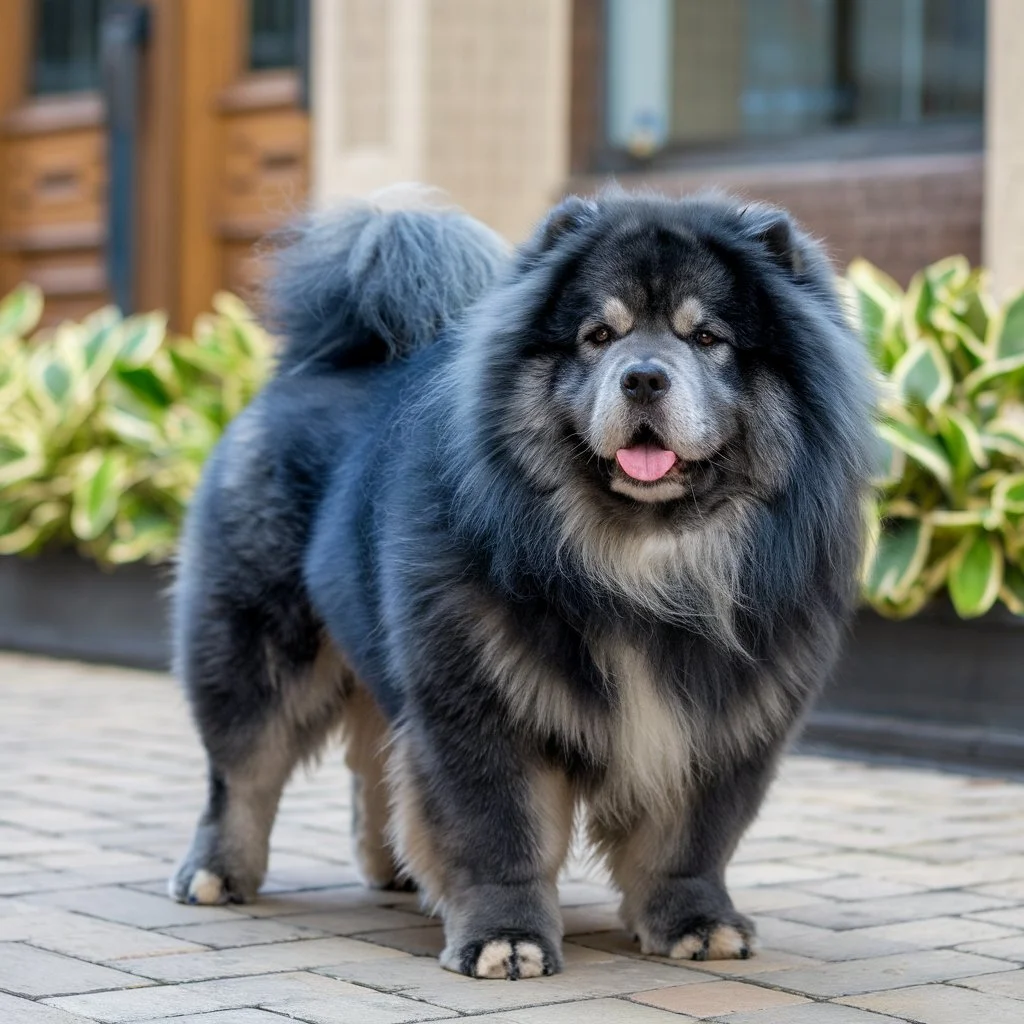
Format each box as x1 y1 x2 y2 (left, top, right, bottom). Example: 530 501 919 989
220 106 309 238
5 128 106 230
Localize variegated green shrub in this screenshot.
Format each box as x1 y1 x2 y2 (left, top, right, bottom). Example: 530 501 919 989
849 257 1024 618
0 285 272 565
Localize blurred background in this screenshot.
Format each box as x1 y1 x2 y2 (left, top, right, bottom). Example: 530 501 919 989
5 0 1024 770
0 0 1005 330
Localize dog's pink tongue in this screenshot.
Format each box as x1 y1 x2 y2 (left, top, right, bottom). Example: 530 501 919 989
615 444 678 482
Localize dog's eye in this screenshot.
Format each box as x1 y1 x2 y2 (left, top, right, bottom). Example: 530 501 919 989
586 325 613 345
695 330 719 346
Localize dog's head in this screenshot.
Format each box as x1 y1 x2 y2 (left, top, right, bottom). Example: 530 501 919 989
463 192 869 522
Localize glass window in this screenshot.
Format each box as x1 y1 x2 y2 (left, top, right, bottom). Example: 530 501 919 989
249 0 300 70
31 0 108 95
607 0 985 157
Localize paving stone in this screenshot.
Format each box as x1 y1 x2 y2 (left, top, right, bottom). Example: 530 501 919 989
5 654 1024 1022
0 907 207 960
756 949 1011 998
842 982 1024 1023
144 1015 286 1024
352 925 445 957
771 891 1010 931
156 917 330 949
751 917 916 961
793 877 926 902
271 907 432 935
716 1004 905 1023
631 979 810 1016
0 943 154 998
955 935 1024 962
111 937 409 982
453 997 698 1022
834 916 1018 952
0 991 103 1024
47 971 385 1022
965 906 1024 929
949 968 1024 998
727 862 837 888
318 956 711 1014
27 887 242 928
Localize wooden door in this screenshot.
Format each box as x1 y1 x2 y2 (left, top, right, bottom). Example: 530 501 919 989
0 0 309 330
0 0 109 323
177 0 310 329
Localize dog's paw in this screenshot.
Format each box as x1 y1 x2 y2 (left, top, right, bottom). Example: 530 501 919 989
443 935 562 979
640 916 755 961
169 864 254 906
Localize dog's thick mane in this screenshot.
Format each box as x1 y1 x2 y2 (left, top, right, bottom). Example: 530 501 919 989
434 192 871 656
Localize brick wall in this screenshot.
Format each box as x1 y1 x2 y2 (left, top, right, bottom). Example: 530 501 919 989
573 152 983 284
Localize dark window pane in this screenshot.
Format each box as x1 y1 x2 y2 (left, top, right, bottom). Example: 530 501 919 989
608 0 985 155
249 0 299 70
31 0 107 95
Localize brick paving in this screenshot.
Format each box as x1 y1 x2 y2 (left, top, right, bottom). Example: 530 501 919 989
1 653 1023 1023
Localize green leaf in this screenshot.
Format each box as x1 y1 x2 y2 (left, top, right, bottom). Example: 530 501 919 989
948 531 1003 618
937 408 988 484
876 420 953 488
114 366 173 408
927 509 988 529
116 312 168 367
903 271 933 341
992 474 1024 514
962 350 1024 395
996 291 1024 358
0 283 44 337
71 451 128 541
869 428 906 488
893 338 953 409
865 518 932 603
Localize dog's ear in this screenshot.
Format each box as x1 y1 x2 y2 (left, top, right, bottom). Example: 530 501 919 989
519 195 598 267
742 205 806 277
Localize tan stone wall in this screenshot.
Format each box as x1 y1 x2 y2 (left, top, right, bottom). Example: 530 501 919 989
312 0 570 242
986 0 1024 297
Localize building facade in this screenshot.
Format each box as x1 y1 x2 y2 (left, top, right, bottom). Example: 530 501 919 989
0 0 1011 329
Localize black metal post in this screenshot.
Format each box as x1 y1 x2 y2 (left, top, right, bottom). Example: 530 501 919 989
100 2 149 315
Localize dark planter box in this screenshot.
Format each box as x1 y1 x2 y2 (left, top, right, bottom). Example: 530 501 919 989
806 605 1024 771
0 551 171 671
2 551 1022 769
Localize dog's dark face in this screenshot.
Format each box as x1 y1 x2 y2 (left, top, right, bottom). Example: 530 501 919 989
495 196 817 515
553 226 752 505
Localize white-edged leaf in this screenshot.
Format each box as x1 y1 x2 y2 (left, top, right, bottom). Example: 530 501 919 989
996 290 1024 358
963 350 1024 395
864 518 932 603
876 420 953 488
992 474 1024 514
948 531 1003 618
893 337 953 409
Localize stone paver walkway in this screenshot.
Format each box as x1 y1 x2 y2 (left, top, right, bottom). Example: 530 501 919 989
1 653 1023 1023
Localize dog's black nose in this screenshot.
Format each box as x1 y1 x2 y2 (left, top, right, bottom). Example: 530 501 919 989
621 364 670 404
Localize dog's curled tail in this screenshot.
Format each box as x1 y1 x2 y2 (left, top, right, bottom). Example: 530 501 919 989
267 186 509 375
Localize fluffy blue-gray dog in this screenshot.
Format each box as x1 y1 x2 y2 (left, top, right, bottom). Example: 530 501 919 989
170 190 871 979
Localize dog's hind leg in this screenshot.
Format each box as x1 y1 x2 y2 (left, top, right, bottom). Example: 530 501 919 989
342 684 410 890
171 630 351 906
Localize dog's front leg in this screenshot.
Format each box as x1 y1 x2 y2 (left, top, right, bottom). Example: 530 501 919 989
388 696 573 979
591 745 782 961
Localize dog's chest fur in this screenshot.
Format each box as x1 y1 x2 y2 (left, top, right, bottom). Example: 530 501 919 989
466 595 783 816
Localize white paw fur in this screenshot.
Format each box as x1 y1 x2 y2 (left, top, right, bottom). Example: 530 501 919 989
186 868 227 905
